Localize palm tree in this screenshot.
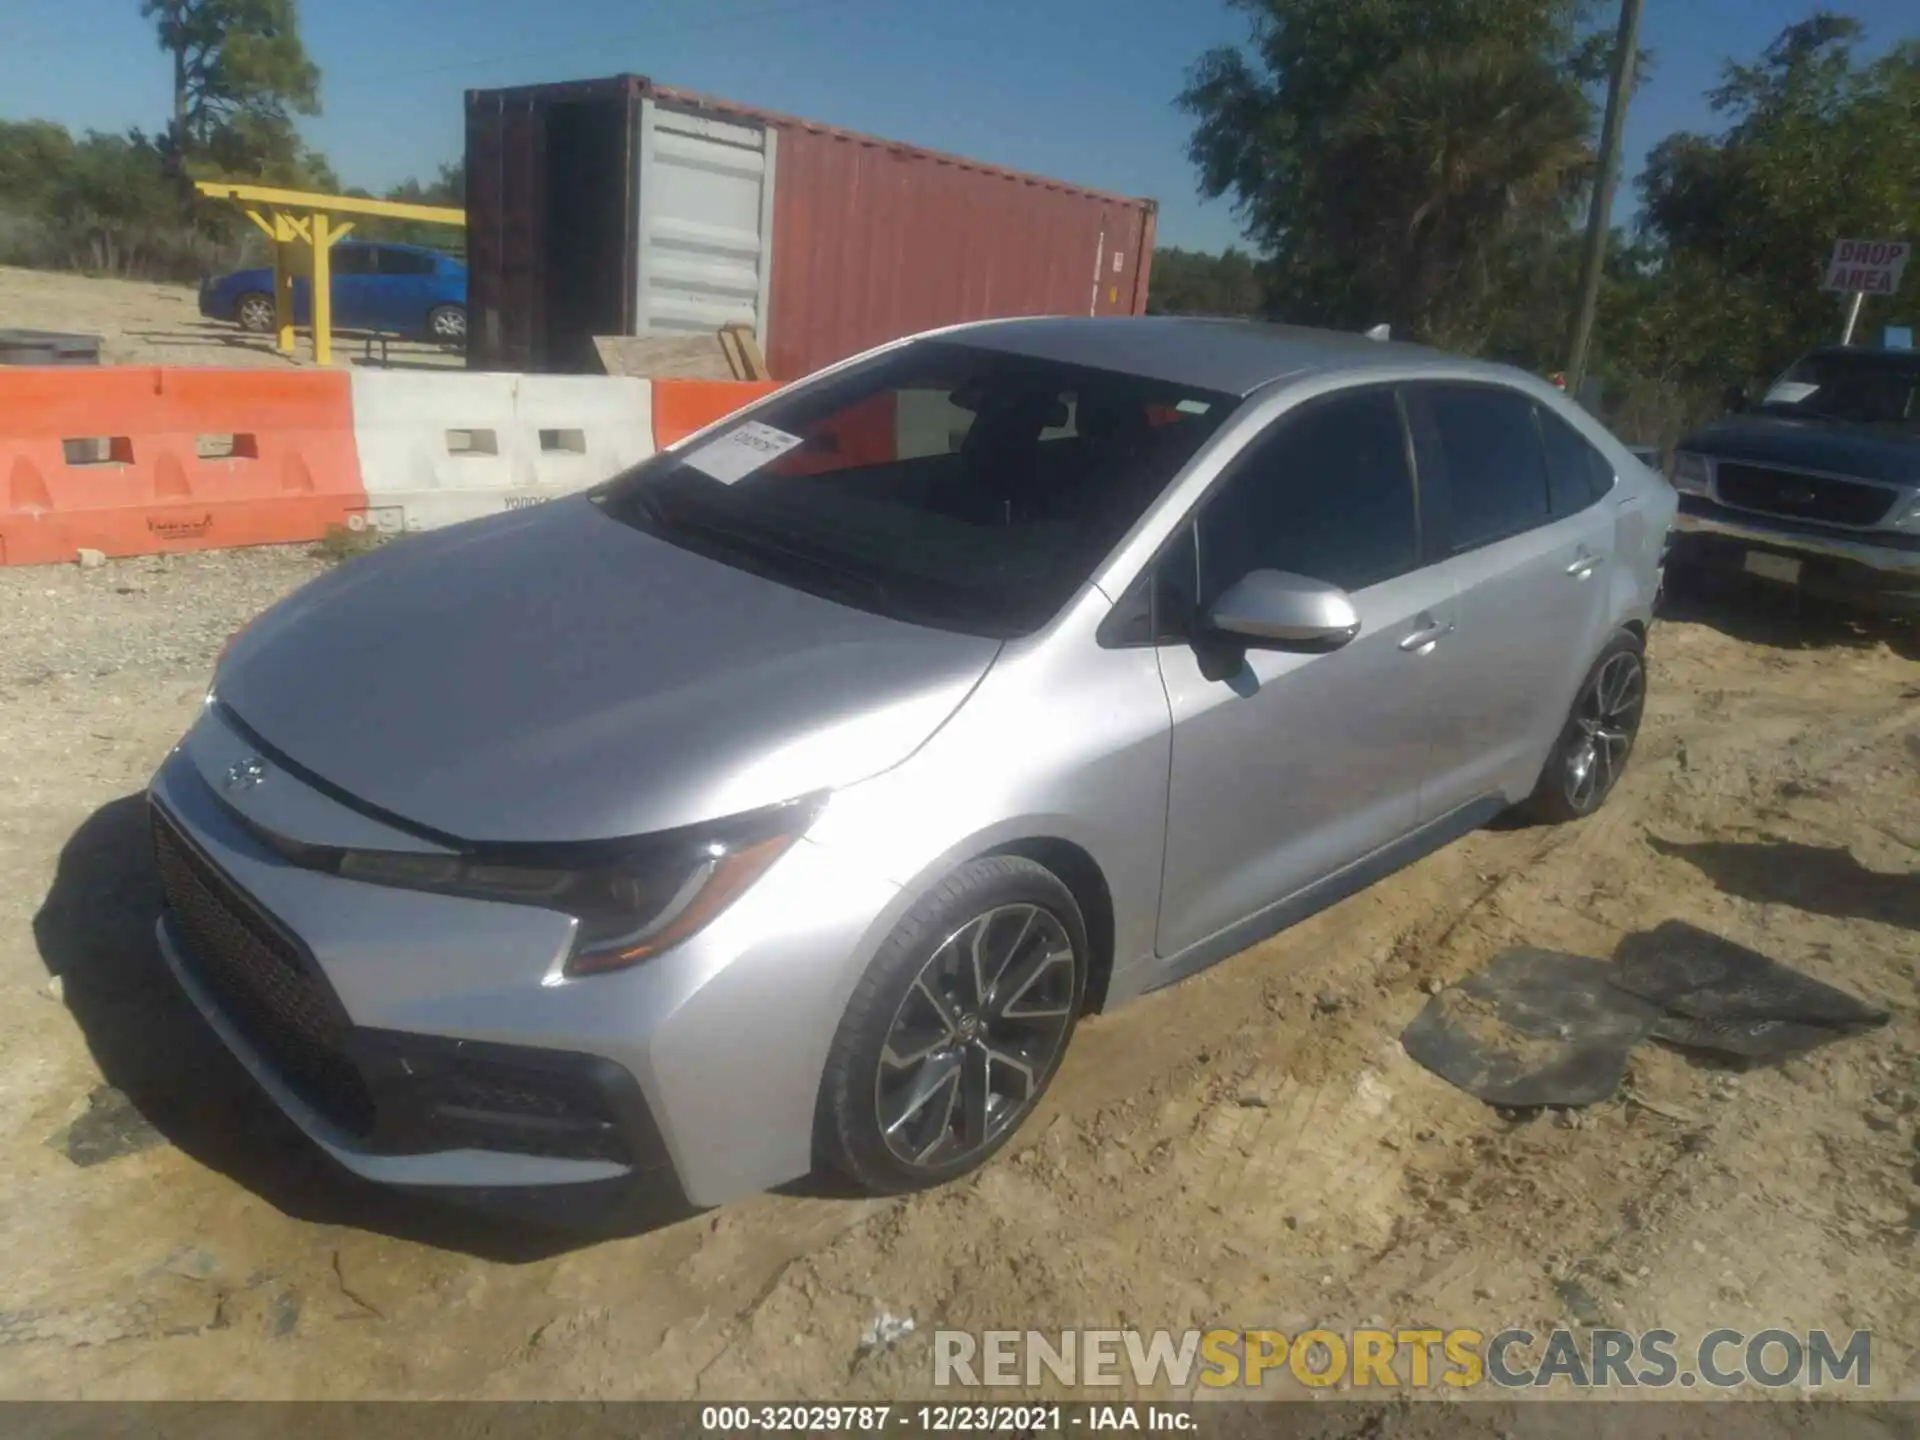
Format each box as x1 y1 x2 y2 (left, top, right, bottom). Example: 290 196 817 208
1322 44 1594 347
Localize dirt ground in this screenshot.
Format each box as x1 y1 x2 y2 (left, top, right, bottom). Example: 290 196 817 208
0 264 460 370
0 545 1915 1406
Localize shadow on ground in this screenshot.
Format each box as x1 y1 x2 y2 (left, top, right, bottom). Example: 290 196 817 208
33 793 701 1261
1648 835 1920 932
124 323 462 370
125 323 302 363
1660 569 1920 660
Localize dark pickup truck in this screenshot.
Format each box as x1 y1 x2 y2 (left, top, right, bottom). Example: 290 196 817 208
1666 345 1920 612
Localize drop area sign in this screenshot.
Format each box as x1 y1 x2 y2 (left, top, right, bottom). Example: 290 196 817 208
1821 239 1909 296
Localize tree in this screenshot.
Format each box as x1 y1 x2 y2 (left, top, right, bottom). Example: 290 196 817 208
0 120 78 207
1632 15 1920 386
141 0 320 161
343 161 467 257
1147 246 1266 316
1179 0 1604 355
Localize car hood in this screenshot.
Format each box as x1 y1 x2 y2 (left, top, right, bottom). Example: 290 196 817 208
216 499 1001 843
1679 416 1920 485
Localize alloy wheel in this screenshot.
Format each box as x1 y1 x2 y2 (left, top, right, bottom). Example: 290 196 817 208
431 307 466 340
1564 650 1644 810
874 903 1078 1169
237 295 274 331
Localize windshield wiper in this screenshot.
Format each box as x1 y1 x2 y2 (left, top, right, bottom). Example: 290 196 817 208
644 492 899 612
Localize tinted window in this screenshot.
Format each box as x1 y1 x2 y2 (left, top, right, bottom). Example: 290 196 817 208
1760 350 1920 430
377 248 437 276
1537 406 1614 515
1427 386 1550 548
597 340 1235 638
1195 389 1418 603
329 246 374 276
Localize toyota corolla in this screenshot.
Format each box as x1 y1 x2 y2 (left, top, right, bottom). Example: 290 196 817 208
147 317 1673 1216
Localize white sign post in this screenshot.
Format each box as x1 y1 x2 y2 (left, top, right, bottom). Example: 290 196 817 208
1821 239 1910 344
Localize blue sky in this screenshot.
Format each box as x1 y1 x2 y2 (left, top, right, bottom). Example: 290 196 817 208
4 0 1914 252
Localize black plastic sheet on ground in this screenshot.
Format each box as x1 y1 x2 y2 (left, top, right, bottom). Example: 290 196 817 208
1610 919 1891 1061
1403 926 1890 1107
1400 949 1661 1107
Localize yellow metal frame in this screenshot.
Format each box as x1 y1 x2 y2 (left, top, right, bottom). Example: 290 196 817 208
194 182 466 365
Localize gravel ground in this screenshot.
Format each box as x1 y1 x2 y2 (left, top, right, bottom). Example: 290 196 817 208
0 548 330 688
0 545 1915 1405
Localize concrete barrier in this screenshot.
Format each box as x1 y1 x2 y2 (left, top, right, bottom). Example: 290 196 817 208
348 371 654 534
0 367 782 565
0 366 364 565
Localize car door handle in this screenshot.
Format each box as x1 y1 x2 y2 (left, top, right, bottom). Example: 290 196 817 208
1398 620 1454 652
1566 551 1602 579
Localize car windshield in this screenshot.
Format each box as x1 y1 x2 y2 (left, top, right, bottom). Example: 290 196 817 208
1755 351 1920 430
594 340 1238 636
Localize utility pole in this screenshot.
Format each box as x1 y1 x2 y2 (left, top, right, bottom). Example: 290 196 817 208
1565 0 1644 397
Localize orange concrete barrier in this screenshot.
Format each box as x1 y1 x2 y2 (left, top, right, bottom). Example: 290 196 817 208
0 367 365 566
650 378 781 450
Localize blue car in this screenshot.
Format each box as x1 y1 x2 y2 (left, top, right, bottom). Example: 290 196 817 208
200 241 468 345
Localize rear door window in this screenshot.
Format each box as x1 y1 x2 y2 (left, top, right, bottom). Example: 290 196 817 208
1424 385 1552 549
1537 406 1616 516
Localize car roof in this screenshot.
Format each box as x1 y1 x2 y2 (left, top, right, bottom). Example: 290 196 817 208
937 315 1497 397
1802 345 1919 366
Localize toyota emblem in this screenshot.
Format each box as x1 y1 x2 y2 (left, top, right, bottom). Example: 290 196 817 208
223 756 268 792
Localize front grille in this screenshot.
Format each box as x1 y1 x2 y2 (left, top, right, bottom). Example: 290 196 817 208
1715 463 1896 527
152 811 377 1136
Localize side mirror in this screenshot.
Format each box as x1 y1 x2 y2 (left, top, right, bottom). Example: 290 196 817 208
1723 383 1750 414
1205 569 1361 651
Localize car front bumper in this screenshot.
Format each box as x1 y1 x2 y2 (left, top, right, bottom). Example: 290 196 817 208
146 707 902 1212
1670 497 1920 607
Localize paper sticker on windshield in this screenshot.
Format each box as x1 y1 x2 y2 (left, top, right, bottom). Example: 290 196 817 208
684 422 804 484
1762 381 1819 406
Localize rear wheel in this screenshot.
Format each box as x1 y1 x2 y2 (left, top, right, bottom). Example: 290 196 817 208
427 304 466 345
816 856 1087 1195
1519 631 1647 824
235 292 275 333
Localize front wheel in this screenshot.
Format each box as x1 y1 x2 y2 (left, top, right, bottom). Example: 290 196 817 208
427 304 466 345
1518 631 1647 824
816 856 1087 1195
234 292 276 332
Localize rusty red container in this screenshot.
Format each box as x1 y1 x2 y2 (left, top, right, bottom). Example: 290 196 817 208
466 75 1156 378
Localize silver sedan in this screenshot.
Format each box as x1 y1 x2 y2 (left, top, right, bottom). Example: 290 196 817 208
148 317 1674 1216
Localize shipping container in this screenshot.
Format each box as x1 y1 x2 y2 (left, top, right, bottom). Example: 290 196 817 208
465 75 1157 379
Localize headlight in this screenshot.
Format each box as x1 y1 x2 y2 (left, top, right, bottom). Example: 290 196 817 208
1668 451 1712 495
1890 492 1920 533
320 794 825 977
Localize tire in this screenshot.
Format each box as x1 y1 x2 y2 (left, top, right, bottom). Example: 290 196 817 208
816 855 1088 1195
427 304 466 346
234 292 276 333
1518 630 1647 825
